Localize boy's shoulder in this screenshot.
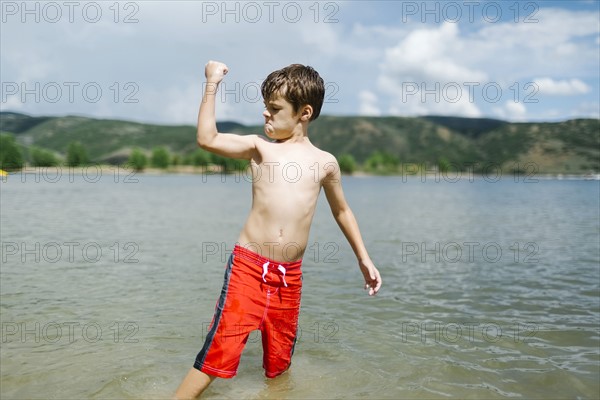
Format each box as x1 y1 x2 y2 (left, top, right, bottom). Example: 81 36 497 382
301 141 338 167
316 148 337 165
311 147 340 181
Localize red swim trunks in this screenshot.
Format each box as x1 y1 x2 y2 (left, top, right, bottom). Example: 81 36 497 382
193 245 302 379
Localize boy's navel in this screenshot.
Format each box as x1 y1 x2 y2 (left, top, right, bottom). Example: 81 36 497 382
278 229 283 238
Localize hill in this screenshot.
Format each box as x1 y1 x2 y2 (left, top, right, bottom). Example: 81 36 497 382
1 111 598 173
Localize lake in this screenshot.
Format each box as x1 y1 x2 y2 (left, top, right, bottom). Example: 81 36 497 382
1 170 599 399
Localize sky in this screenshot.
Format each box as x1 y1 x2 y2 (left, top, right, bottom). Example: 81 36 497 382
1 0 599 125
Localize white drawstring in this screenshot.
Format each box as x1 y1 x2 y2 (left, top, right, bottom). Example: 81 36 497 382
277 265 288 287
261 261 288 287
262 261 269 283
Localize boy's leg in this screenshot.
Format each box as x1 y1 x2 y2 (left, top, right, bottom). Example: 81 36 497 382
261 284 302 378
262 308 300 378
175 249 264 397
173 368 216 399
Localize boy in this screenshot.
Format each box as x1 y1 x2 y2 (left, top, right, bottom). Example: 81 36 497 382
174 61 382 399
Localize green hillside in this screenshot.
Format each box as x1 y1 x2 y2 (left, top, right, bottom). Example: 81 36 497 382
308 115 480 165
1 111 598 174
477 119 600 173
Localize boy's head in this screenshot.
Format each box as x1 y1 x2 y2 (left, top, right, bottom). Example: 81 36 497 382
261 64 325 122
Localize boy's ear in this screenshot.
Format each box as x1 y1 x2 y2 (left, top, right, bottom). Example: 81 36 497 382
300 105 313 121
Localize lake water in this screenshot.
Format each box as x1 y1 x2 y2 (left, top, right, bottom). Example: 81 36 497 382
1 171 599 399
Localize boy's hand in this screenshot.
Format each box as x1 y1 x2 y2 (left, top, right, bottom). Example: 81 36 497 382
205 60 228 84
359 259 381 296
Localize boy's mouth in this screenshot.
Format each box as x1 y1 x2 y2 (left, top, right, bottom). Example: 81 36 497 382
264 123 275 135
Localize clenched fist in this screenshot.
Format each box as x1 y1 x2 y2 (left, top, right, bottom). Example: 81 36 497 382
205 60 228 84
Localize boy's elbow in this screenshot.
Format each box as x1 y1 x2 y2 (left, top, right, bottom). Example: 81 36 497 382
197 137 211 149
332 205 350 220
196 130 216 149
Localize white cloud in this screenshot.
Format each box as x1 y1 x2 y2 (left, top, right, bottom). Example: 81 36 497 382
358 90 380 116
493 101 527 122
376 22 485 117
379 22 488 84
534 78 591 96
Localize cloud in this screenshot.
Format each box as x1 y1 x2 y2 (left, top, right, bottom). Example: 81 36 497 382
533 78 591 96
376 22 485 117
379 22 488 84
358 90 381 116
493 101 527 122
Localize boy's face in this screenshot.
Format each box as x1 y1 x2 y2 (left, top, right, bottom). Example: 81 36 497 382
262 93 301 140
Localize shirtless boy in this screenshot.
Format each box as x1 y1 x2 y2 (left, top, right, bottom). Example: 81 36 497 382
174 61 382 399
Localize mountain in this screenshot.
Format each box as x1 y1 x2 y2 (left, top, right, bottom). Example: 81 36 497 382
0 111 53 133
1 111 598 173
422 115 508 139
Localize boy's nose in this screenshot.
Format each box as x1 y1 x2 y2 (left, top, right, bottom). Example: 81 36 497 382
263 110 270 118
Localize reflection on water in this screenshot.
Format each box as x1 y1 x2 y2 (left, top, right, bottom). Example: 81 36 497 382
1 174 599 399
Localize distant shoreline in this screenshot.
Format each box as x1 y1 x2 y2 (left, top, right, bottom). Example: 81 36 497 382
3 165 599 182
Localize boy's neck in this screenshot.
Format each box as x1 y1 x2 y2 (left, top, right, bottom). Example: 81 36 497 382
275 124 310 143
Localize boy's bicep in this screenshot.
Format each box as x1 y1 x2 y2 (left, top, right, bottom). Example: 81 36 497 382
323 161 348 214
202 133 257 159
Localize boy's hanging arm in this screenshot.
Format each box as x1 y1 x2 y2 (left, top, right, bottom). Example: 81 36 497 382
322 158 382 296
196 60 257 160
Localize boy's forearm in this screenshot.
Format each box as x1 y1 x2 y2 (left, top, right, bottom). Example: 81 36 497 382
197 82 219 147
334 208 371 262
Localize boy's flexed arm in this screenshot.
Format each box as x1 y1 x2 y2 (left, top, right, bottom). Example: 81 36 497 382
197 60 257 159
323 157 382 296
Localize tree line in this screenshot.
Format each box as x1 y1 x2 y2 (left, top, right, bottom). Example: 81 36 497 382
1 133 424 174
0 134 249 173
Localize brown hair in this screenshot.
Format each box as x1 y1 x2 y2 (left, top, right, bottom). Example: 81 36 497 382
261 64 325 121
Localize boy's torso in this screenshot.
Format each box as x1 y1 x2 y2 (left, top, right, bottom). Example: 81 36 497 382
237 137 336 263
